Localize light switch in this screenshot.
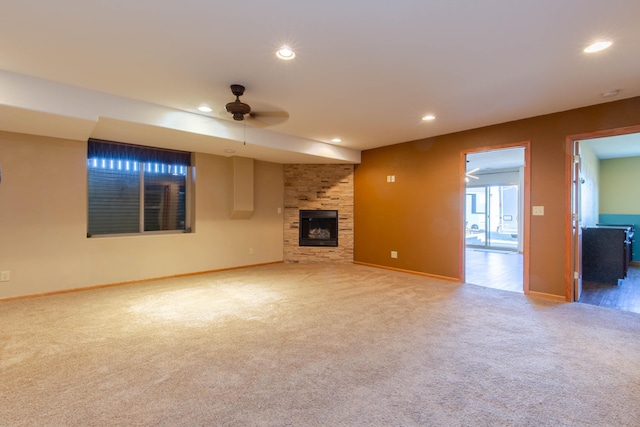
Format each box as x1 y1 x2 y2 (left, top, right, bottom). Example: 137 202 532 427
532 206 544 216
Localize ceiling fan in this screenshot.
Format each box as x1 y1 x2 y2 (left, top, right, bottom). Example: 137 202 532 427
224 84 289 127
465 167 480 182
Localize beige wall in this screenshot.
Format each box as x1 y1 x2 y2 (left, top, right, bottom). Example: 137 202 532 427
354 96 640 298
0 131 284 299
600 156 640 214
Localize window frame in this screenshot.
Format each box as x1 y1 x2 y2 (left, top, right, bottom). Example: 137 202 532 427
86 139 194 238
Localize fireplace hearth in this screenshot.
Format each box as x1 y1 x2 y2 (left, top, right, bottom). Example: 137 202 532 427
299 210 338 247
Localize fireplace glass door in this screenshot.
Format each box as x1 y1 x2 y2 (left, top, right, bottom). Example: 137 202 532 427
299 210 338 247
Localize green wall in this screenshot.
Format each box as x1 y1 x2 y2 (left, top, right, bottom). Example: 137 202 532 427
600 156 640 214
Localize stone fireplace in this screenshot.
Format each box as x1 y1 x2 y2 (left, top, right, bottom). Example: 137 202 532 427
284 164 353 263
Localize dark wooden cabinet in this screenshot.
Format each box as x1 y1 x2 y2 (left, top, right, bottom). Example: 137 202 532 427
582 226 631 285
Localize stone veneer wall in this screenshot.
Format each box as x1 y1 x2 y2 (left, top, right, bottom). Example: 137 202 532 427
284 164 354 263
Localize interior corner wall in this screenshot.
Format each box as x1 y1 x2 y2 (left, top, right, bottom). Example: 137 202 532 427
354 96 640 297
598 156 640 262
0 131 284 299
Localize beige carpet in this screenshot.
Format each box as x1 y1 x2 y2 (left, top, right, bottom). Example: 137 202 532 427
2 263 640 426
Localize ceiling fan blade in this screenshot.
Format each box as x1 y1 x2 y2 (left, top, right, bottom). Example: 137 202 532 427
246 111 290 127
465 167 480 180
251 111 289 118
219 84 289 127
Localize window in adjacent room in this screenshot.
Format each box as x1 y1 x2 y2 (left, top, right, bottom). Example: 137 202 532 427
87 139 193 237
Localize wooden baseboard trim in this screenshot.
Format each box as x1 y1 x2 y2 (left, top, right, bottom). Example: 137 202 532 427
526 290 567 302
353 261 459 282
0 261 284 302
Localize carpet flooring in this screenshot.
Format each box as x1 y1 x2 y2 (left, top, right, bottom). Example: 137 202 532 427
2 263 640 426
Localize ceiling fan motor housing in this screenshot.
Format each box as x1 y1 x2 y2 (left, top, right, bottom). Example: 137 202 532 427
226 84 251 120
230 84 245 97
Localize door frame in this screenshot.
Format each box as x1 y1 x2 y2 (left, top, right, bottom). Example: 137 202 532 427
460 141 531 294
565 124 640 301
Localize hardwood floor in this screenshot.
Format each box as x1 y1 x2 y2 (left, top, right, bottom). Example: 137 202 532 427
579 265 640 314
465 248 523 293
466 248 640 314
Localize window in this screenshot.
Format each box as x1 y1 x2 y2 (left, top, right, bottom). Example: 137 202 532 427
87 139 192 236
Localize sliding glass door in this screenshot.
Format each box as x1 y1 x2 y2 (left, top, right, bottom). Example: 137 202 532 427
465 184 519 250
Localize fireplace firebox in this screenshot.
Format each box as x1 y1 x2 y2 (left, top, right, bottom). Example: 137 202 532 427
299 210 338 247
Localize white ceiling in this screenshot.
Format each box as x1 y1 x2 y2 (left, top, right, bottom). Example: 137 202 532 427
581 133 640 159
1 1 639 163
467 147 525 172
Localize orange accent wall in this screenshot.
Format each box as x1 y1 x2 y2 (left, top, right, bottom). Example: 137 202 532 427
354 96 640 297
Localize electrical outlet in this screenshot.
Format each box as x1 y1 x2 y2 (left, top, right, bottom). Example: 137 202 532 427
0 271 10 282
249 248 254 255
391 251 398 259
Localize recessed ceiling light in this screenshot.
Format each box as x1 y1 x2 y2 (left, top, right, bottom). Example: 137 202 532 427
422 115 436 121
276 45 296 60
198 105 213 112
331 138 342 143
584 40 612 53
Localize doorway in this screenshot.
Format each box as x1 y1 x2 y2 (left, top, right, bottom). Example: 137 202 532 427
567 127 640 313
462 144 530 293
